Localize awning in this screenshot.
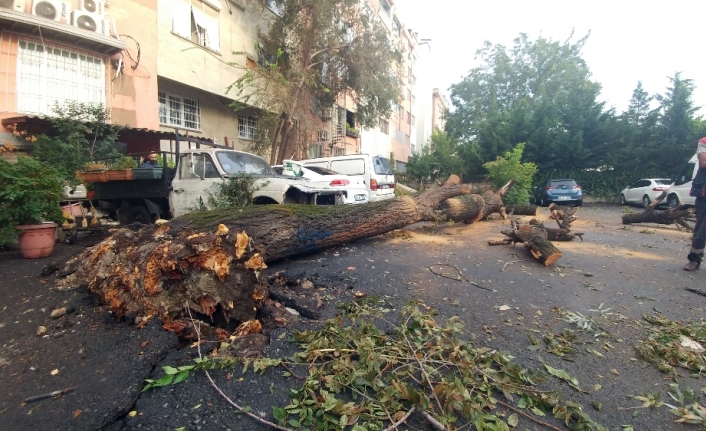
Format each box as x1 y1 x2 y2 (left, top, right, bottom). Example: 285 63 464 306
0 8 125 55
1 115 214 154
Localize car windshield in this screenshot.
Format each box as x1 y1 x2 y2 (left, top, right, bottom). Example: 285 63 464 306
305 166 340 175
373 156 394 175
550 180 577 187
654 179 672 185
216 151 274 175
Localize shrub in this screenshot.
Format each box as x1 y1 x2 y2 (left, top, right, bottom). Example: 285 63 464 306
483 143 537 205
207 174 259 209
0 157 64 245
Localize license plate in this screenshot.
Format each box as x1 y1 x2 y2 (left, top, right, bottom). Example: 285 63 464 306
354 195 366 201
557 196 570 200
380 185 389 189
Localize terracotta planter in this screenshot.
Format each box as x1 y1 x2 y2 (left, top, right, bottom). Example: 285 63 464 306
78 170 108 183
105 169 134 181
16 223 58 259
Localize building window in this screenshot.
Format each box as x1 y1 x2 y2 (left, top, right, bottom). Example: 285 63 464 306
318 130 329 142
332 146 345 156
159 90 201 130
172 0 220 52
379 119 389 134
238 115 258 140
309 143 323 158
16 40 105 116
266 0 284 16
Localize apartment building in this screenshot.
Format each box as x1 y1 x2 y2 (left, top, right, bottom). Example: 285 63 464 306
431 87 448 131
358 0 434 173
0 0 275 155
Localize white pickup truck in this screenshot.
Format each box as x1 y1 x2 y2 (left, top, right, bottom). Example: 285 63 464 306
92 147 344 224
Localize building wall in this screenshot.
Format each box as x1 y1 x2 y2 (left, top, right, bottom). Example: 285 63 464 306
432 88 448 131
109 0 160 130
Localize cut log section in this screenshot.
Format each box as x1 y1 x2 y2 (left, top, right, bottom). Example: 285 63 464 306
488 222 562 266
506 205 538 216
548 203 578 229
621 191 695 230
437 180 515 223
528 220 584 241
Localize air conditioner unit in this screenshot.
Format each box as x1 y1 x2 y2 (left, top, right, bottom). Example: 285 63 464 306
0 0 26 13
32 0 69 22
72 9 108 35
78 0 103 16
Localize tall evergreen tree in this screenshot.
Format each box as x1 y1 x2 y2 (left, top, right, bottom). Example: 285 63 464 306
657 72 700 171
445 33 612 173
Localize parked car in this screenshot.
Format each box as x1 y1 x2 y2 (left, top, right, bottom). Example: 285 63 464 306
533 179 583 206
274 160 369 204
665 154 698 208
301 154 395 202
619 178 671 208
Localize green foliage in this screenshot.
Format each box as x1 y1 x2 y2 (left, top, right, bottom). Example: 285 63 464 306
405 130 463 188
0 157 64 245
143 358 212 392
483 143 537 204
206 174 261 209
267 301 604 430
446 33 609 173
636 314 706 375
112 156 137 169
227 0 402 163
156 154 176 169
31 102 122 182
444 32 706 189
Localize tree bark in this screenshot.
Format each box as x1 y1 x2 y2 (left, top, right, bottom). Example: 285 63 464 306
506 205 538 216
437 194 486 224
56 185 473 325
527 220 584 241
621 191 694 229
482 180 516 219
488 223 562 266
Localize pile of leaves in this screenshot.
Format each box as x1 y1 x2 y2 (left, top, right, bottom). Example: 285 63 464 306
635 314 706 374
263 300 604 431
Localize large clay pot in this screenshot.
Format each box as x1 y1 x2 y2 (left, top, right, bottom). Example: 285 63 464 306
16 223 58 259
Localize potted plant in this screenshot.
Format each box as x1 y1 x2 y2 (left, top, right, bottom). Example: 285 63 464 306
77 161 108 183
0 157 65 258
106 156 136 181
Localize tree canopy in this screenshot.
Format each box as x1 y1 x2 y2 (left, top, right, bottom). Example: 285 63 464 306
229 0 402 164
443 32 706 197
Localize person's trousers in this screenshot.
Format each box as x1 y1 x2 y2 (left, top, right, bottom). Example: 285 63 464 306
689 208 706 262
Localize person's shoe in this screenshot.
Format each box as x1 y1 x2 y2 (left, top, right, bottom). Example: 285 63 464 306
684 261 701 271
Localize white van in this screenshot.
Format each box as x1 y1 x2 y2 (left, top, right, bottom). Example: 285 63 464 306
302 154 395 202
666 154 698 208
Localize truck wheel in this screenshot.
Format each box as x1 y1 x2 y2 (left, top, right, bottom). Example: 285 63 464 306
129 206 153 224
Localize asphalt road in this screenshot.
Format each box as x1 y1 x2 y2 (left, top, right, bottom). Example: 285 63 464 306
2 203 704 431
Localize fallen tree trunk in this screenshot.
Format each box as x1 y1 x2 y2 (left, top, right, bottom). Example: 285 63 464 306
506 205 538 216
437 180 515 223
56 185 473 325
621 191 694 229
528 220 584 241
437 194 486 223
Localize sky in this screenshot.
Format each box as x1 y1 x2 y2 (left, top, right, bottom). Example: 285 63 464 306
395 0 706 115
